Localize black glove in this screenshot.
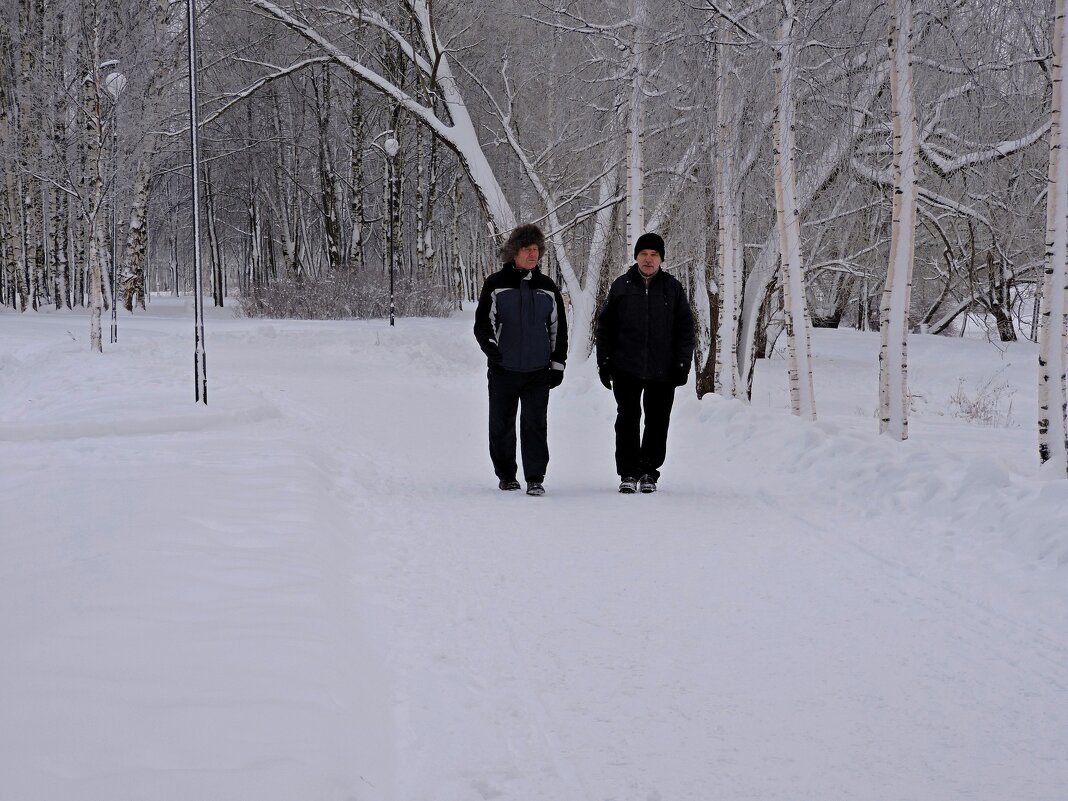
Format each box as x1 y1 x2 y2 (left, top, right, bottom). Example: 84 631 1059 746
599 367 613 390
484 343 502 364
548 368 564 389
673 368 689 387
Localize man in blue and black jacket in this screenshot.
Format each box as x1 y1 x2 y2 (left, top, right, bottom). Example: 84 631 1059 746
474 224 568 497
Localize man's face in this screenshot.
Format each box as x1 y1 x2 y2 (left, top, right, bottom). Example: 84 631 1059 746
636 248 662 276
515 244 540 270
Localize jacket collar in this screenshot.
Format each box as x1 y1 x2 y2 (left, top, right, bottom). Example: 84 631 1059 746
628 263 662 283
506 261 539 279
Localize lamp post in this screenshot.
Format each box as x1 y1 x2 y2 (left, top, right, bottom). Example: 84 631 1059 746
186 0 207 403
384 135 399 327
104 70 126 345
369 131 399 326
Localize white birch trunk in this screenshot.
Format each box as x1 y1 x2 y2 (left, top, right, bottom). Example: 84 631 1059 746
1039 0 1068 475
625 0 647 255
879 0 920 440
85 7 106 351
772 1 816 420
713 17 744 399
735 50 892 397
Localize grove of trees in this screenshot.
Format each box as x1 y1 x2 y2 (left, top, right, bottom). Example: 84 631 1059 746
2 0 1065 466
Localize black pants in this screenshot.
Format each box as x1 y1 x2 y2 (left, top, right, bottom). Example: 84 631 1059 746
612 374 676 481
488 366 551 482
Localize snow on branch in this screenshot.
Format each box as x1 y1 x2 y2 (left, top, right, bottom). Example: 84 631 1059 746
195 55 334 131
920 122 1052 178
851 157 991 227
248 0 440 134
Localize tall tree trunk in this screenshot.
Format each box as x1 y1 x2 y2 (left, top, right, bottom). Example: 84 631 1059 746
879 0 919 440
315 67 342 273
19 0 44 311
625 0 647 255
773 0 816 420
713 13 744 400
123 157 151 311
349 80 365 272
1039 0 1068 475
84 3 107 351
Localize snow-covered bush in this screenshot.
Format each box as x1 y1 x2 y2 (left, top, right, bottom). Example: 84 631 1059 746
239 274 454 320
948 375 1017 428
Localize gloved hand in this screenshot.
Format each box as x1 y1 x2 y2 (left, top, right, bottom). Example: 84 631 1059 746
484 343 503 364
673 368 689 387
599 367 613 390
548 368 564 389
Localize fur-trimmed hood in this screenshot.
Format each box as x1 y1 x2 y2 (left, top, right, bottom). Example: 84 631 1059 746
499 223 546 264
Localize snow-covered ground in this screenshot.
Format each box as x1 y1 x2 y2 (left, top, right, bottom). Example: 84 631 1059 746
2 297 1066 800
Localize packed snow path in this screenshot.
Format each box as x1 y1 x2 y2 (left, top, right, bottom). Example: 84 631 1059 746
2 300 1066 800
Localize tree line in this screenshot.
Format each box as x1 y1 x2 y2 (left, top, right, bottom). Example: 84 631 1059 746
1 0 1064 465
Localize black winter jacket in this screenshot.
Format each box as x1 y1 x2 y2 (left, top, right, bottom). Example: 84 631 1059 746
596 265 695 382
474 263 568 373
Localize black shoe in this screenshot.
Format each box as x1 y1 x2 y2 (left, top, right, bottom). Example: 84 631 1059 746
526 481 545 497
618 477 638 494
639 475 657 493
499 479 521 491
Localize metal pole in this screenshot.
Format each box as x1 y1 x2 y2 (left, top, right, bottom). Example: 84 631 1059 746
384 134 398 327
102 70 125 342
187 0 207 404
388 155 395 327
110 116 118 343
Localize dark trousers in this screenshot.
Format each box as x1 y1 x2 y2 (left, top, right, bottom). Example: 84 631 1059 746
488 366 551 482
612 374 676 481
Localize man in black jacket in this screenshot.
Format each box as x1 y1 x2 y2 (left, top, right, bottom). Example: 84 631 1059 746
474 224 568 497
596 232 695 494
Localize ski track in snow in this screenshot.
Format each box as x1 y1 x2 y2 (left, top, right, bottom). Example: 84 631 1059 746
2 301 1067 800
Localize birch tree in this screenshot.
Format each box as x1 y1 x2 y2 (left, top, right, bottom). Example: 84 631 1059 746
878 0 920 440
772 0 816 419
83 3 109 353
1039 0 1068 476
625 0 648 255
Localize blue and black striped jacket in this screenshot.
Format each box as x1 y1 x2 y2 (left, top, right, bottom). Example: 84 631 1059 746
474 263 568 373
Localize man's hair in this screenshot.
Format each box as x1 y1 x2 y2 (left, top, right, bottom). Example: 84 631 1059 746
499 223 546 264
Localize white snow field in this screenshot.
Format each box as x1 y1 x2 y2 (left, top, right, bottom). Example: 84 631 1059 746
2 297 1066 801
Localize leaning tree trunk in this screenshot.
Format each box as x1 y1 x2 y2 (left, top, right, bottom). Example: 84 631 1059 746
1039 0 1068 476
204 163 224 306
772 0 816 420
878 0 919 440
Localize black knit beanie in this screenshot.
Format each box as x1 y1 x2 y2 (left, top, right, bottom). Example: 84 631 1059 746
499 224 546 264
634 232 665 261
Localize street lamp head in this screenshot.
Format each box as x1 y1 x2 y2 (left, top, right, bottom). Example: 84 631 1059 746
384 137 400 158
104 72 127 101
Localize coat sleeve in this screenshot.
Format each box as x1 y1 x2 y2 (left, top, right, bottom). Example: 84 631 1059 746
595 282 618 371
549 284 568 370
473 276 498 356
673 281 696 374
